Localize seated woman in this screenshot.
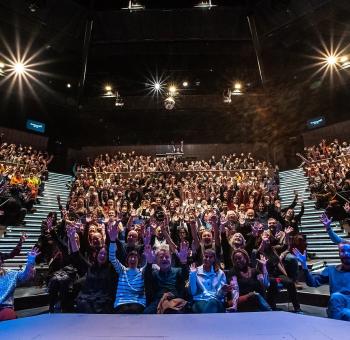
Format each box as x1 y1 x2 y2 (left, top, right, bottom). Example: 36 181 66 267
189 249 230 313
107 220 146 314
0 247 40 321
227 249 271 312
67 225 116 314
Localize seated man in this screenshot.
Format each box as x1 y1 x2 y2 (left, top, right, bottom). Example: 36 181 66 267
143 243 189 314
0 247 40 321
293 243 350 321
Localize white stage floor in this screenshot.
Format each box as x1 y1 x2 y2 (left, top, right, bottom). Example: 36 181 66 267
1 312 349 340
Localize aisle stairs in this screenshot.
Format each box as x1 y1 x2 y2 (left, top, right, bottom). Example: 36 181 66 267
279 168 348 271
0 172 72 269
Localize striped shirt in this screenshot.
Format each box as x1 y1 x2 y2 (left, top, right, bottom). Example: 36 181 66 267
109 243 146 308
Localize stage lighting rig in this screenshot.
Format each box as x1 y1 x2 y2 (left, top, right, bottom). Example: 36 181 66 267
194 1 216 9
123 1 145 11
114 92 124 107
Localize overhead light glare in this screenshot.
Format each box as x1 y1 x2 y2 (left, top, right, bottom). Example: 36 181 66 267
169 85 177 94
154 82 161 91
234 82 242 90
182 81 189 87
14 62 26 74
326 55 337 66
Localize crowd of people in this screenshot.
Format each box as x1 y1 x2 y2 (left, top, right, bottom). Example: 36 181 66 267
299 139 350 219
31 151 309 316
0 141 52 225
2 146 350 322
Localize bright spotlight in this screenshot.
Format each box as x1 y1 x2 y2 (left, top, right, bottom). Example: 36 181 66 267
105 85 112 92
14 63 26 74
234 82 242 90
326 55 337 66
66 83 71 88
182 81 188 87
154 82 161 91
169 85 177 94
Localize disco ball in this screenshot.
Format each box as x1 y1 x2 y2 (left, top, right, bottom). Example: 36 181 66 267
164 96 175 110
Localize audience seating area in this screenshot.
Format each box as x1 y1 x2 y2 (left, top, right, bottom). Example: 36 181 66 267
1 139 350 323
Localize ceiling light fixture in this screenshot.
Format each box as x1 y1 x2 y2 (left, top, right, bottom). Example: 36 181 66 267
123 0 145 11
194 1 216 9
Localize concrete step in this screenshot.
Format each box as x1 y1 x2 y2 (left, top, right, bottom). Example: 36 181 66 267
312 253 341 259
301 221 330 227
5 231 41 237
32 206 64 211
0 245 34 251
26 212 54 218
306 233 348 239
3 226 41 232
22 223 43 228
302 227 343 234
307 239 345 245
308 246 340 252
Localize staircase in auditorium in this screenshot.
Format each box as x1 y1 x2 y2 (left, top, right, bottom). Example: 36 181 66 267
0 172 72 269
279 168 349 271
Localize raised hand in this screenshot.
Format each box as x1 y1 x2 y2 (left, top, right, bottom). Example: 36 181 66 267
344 202 350 213
176 241 189 264
257 254 268 267
190 262 197 273
62 209 68 221
46 217 53 232
292 248 307 269
107 221 118 242
144 244 155 264
66 225 77 240
320 212 332 229
27 246 41 263
143 227 151 246
19 232 27 243
285 226 294 235
252 222 263 237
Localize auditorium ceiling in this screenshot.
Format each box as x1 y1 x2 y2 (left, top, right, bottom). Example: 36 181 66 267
0 0 349 146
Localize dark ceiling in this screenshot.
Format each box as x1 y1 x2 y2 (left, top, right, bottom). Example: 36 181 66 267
0 0 350 148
